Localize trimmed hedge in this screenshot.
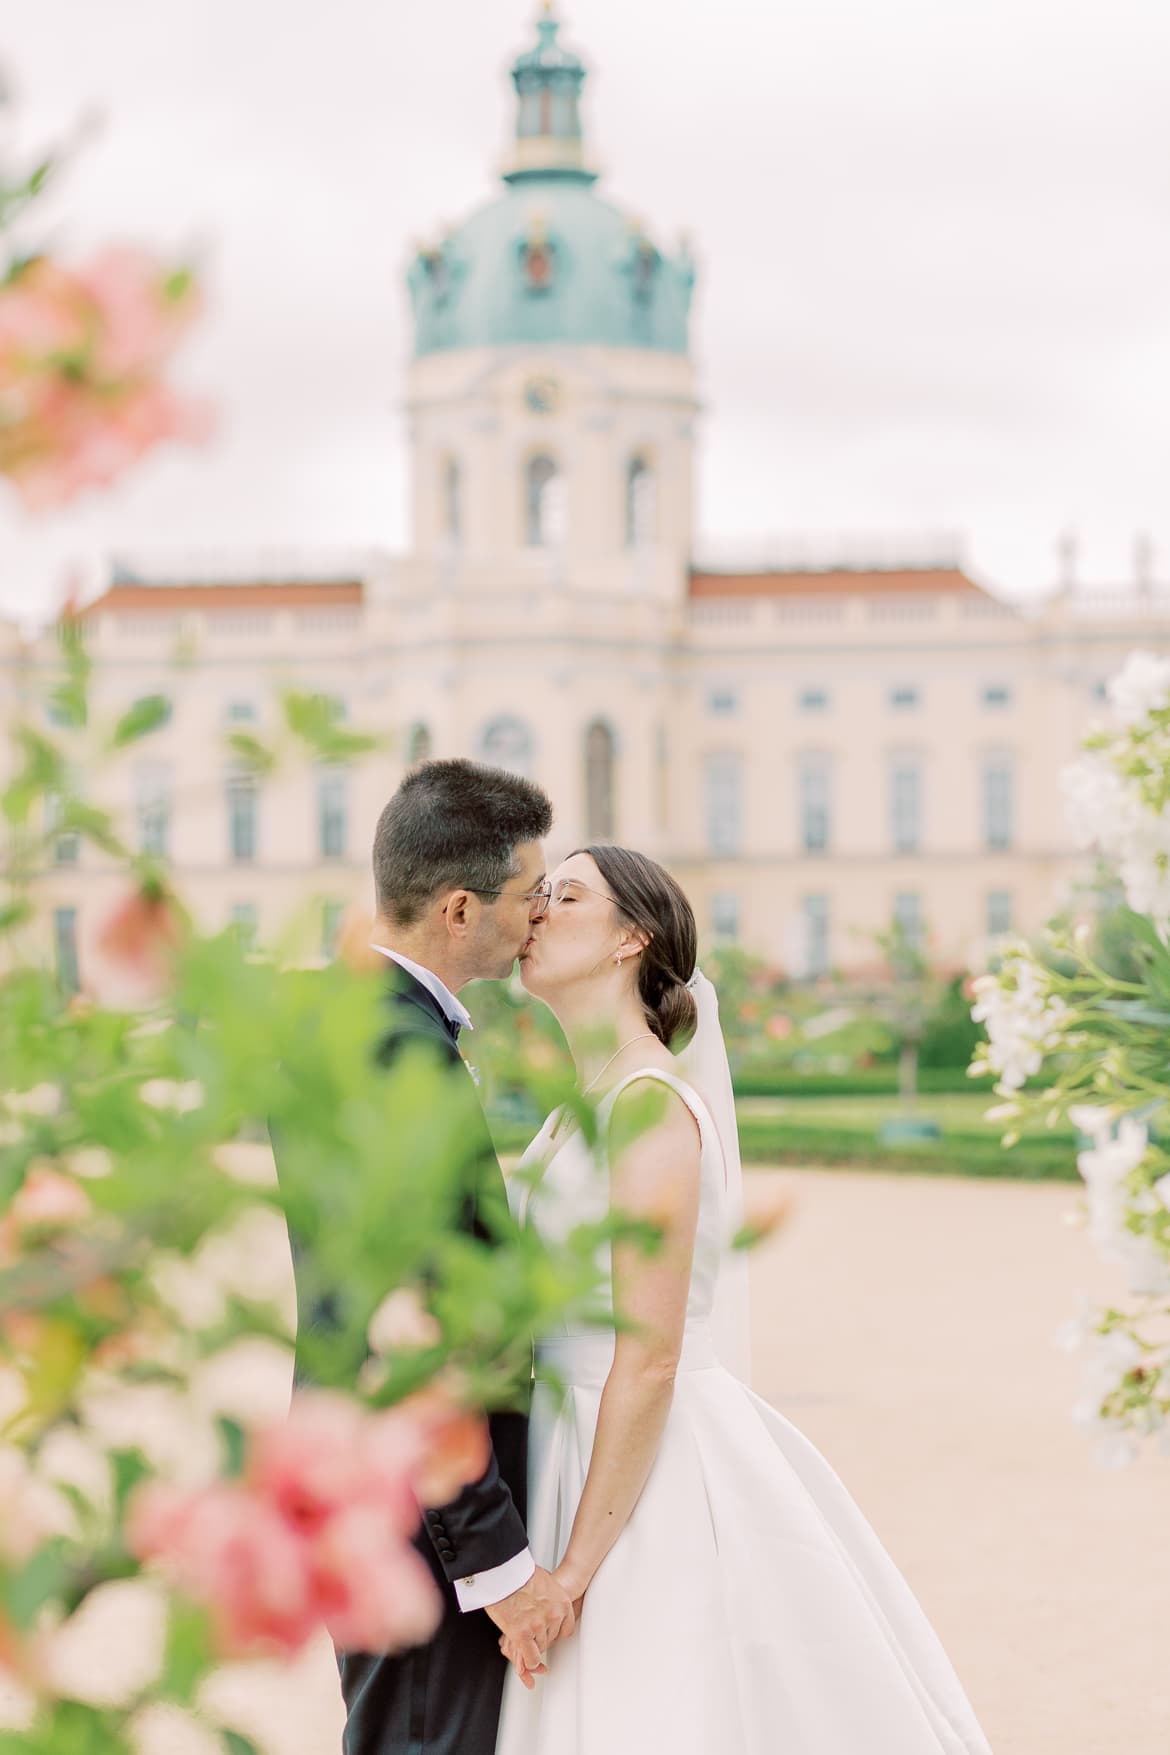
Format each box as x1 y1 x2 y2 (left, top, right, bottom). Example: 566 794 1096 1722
734 1118 1078 1182
732 1068 998 1098
489 1111 1078 1183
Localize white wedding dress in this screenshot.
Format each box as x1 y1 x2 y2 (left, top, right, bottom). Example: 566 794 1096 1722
495 1066 993 1755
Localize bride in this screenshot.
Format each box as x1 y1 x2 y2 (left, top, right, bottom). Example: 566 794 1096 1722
495 844 993 1755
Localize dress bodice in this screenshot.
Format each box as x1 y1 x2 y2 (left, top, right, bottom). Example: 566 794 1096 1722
511 1068 728 1337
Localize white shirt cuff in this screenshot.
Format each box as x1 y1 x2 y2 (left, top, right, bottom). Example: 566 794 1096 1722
453 1546 535 1613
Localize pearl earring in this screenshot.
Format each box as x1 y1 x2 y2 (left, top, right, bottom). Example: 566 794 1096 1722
615 953 623 965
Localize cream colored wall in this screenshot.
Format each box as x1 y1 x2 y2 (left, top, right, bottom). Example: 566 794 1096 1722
406 344 698 598
9 578 1170 986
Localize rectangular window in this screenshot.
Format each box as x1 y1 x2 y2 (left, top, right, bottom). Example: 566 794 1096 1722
986 890 1013 937
981 683 1013 709
45 790 79 867
893 890 923 951
321 899 346 960
801 893 830 978
798 753 832 853
706 686 738 717
226 700 257 724
889 755 922 854
317 769 348 860
983 754 1014 851
889 684 920 711
227 771 258 863
704 754 743 856
798 687 829 713
711 892 740 945
230 902 258 951
135 760 171 858
53 906 80 996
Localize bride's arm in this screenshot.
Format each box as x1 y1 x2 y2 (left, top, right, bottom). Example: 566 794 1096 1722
554 1083 702 1606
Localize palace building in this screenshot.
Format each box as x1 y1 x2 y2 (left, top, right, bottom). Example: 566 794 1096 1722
5 8 1168 986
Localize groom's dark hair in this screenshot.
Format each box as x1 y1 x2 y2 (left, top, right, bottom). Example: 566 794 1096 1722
373 758 553 926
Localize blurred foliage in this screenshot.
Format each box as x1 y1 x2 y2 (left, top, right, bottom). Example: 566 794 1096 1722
0 628 643 1752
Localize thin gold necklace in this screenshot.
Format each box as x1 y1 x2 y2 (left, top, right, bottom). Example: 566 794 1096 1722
551 1032 657 1138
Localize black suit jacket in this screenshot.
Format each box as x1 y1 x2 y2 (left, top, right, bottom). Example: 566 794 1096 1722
281 961 533 1752
373 964 530 1588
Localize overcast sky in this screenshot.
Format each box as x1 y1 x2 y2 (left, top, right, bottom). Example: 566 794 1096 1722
3 0 1168 619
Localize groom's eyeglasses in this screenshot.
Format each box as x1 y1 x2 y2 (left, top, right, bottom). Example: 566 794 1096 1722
466 878 552 920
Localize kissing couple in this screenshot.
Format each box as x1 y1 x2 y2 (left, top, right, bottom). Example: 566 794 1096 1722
303 757 992 1755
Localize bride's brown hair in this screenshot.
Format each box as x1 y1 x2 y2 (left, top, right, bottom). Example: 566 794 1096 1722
575 845 698 1051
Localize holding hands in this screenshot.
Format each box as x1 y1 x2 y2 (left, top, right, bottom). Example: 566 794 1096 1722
489 1562 588 1688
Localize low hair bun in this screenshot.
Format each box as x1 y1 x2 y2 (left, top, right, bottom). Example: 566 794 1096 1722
648 971 698 1051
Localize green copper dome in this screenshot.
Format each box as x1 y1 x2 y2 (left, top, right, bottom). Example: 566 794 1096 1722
407 7 695 358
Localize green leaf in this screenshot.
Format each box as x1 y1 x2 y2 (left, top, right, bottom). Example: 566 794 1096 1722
225 732 277 776
160 1598 216 1704
217 1416 246 1477
109 1447 151 1514
0 900 32 934
0 1539 70 1629
1095 998 1170 1027
220 1731 262 1755
110 694 171 748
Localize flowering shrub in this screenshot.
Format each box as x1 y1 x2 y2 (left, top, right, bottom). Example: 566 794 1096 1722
0 632 621 1754
970 651 1170 1463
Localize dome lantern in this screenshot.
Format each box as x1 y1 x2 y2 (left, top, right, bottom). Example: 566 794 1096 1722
503 4 597 186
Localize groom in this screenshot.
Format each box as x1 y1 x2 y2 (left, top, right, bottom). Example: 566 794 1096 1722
331 758 573 1755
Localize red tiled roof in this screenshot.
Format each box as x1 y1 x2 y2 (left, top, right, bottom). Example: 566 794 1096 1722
79 581 363 615
688 567 989 600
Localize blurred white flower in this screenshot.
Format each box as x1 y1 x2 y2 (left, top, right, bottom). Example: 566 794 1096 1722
1068 1104 1114 1141
1060 755 1135 853
2 1084 60 1118
368 1288 441 1355
970 954 1071 1092
1106 649 1170 724
1053 1292 1096 1354
1094 1431 1140 1469
140 1079 204 1113
1077 1116 1149 1188
1153 1173 1170 1211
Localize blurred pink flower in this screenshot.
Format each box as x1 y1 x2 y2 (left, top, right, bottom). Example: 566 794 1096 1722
0 248 211 512
128 1389 488 1658
394 1385 491 1509
250 1392 422 1542
310 1503 441 1650
0 1164 92 1261
128 1480 319 1654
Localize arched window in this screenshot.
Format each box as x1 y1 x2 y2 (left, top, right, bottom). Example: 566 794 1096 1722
625 456 656 548
479 715 534 779
442 457 462 546
525 454 566 548
584 720 616 841
406 722 432 767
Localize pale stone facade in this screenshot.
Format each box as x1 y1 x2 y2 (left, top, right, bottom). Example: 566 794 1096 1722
3 9 1168 989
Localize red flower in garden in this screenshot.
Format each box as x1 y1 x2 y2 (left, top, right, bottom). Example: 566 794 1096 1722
93 878 187 1003
0 246 212 511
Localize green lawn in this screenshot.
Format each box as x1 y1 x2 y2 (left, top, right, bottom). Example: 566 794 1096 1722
733 1091 1077 1181
492 1090 1080 1182
736 1091 1059 1136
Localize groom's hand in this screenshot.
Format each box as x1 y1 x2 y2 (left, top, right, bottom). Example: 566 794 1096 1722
486 1565 574 1675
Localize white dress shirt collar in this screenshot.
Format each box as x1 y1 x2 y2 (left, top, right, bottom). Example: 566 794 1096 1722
368 944 474 1034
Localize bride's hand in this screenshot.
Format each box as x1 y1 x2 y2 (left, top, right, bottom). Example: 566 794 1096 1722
550 1561 589 1634
498 1633 547 1690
